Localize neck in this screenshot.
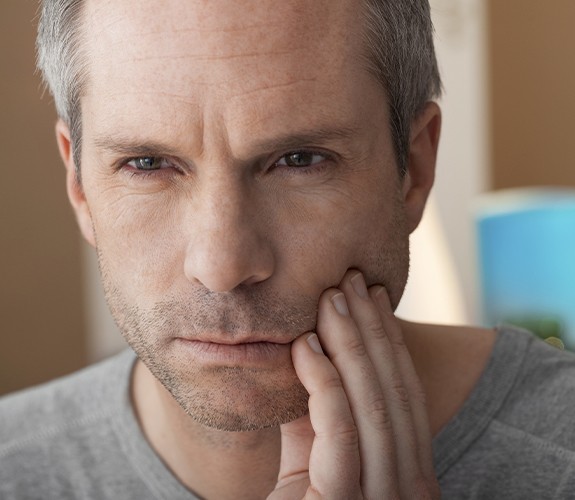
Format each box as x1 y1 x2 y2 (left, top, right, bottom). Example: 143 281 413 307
131 360 281 500
399 319 497 436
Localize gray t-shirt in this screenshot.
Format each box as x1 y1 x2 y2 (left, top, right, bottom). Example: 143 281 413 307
1 326 575 499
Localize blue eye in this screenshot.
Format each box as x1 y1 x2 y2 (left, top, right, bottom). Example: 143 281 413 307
276 152 326 168
128 157 170 171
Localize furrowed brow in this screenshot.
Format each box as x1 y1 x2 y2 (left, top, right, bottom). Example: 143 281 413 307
91 135 181 157
90 125 361 160
251 125 361 154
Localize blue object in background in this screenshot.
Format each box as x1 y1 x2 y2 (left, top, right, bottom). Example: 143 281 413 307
476 188 575 350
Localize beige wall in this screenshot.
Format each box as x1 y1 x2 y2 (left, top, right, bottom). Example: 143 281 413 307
399 0 489 324
488 0 575 188
0 0 87 395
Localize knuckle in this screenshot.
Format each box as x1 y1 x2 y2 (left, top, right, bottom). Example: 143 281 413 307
334 425 360 449
365 395 392 430
316 419 359 450
366 320 388 342
389 333 407 352
320 371 345 392
342 336 368 359
412 384 428 407
391 378 411 413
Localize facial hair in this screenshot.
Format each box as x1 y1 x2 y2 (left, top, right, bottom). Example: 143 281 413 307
98 264 315 431
93 186 411 432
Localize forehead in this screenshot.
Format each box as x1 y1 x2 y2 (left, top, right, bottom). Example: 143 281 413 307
83 0 365 87
80 0 384 151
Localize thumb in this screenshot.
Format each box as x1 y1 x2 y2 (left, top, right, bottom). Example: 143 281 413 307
271 414 314 498
275 335 316 488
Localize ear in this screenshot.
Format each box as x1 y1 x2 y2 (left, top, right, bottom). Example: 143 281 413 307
56 119 96 247
402 101 441 233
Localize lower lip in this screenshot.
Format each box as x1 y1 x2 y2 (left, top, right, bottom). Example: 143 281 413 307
175 339 292 365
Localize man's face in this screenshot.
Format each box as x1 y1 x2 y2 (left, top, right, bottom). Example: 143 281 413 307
68 0 426 431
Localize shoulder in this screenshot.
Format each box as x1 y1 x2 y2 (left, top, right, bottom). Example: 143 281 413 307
496 327 575 449
0 350 137 498
436 326 575 498
0 349 135 442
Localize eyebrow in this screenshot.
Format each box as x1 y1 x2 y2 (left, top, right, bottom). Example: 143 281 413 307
250 125 361 154
91 124 362 160
92 136 182 158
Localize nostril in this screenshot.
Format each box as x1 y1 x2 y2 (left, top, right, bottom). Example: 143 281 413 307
184 236 275 293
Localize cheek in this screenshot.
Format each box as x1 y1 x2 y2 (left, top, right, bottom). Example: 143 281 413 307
85 168 408 306
88 191 187 297
277 187 407 294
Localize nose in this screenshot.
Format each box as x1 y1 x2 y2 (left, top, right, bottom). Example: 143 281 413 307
184 175 275 293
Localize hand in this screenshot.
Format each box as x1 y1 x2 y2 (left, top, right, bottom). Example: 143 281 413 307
268 271 440 499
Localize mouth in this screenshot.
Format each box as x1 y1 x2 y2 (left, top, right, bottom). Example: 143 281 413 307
176 331 299 345
174 337 295 366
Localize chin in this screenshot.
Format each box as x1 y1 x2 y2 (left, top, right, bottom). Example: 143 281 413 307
148 356 310 432
179 388 310 432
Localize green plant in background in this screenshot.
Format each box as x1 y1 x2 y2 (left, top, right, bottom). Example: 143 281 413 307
503 315 566 350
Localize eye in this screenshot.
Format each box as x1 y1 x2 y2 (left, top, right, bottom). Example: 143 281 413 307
276 151 326 168
126 156 171 171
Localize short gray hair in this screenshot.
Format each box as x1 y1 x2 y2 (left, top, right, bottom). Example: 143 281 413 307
363 0 442 173
37 0 86 173
36 0 441 174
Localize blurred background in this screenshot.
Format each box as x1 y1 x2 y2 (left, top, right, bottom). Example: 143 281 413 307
1 0 574 395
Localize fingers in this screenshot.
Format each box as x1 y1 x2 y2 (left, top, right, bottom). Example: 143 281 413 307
321 270 436 498
335 274 419 494
289 333 362 499
371 286 436 483
314 287 399 498
277 270 438 500
276 414 315 489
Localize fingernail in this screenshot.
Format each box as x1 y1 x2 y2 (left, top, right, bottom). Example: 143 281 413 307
306 333 324 354
374 286 390 306
331 293 349 316
351 272 368 299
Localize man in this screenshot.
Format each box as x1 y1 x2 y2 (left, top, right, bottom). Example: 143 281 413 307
1 0 575 498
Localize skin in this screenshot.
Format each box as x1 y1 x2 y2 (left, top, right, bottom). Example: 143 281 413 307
56 0 497 497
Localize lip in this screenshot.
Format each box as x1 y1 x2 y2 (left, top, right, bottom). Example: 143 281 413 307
174 338 293 366
178 335 296 345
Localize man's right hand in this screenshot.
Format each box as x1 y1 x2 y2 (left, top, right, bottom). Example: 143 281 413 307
268 271 440 499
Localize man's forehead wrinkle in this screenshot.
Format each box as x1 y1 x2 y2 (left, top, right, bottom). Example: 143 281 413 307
82 0 371 164
84 0 347 61
96 14 311 62
167 21 279 35
227 76 319 101
86 31 317 95
125 47 307 65
93 89 205 106
83 0 361 102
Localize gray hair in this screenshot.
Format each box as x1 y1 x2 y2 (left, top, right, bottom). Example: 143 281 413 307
36 0 441 174
363 0 442 173
36 0 86 173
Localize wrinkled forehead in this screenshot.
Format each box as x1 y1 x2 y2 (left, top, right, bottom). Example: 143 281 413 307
82 0 367 96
